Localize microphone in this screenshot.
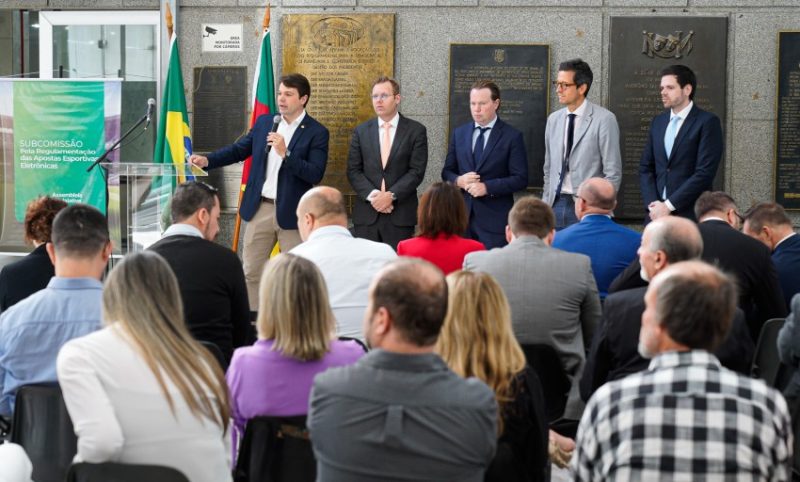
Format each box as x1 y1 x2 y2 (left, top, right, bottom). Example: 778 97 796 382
264 115 282 156
144 98 155 129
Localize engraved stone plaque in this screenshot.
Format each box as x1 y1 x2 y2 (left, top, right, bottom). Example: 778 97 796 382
283 14 395 201
192 66 248 153
609 17 728 220
776 31 800 210
448 44 550 188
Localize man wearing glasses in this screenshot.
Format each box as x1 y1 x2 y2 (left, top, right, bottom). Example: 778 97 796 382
543 59 621 230
347 76 428 250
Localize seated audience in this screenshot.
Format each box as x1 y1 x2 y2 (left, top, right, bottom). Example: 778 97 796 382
777 293 800 466
743 202 800 311
572 261 792 480
226 253 364 444
0 196 66 312
580 216 754 401
291 186 396 339
57 251 231 482
436 270 548 481
149 181 251 362
464 196 600 419
552 178 640 299
397 181 485 274
695 191 787 339
308 258 497 481
0 204 109 417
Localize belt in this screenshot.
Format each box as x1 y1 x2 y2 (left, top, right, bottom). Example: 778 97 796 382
261 197 274 204
557 193 575 199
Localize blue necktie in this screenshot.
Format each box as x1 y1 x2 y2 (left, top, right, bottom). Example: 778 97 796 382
473 126 490 164
664 115 680 158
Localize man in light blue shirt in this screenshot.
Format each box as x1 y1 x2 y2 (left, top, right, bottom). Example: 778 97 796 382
0 204 110 416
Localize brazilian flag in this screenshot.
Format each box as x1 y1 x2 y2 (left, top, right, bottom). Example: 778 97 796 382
153 31 193 185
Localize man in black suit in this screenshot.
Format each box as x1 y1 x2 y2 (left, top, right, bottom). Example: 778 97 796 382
743 202 800 312
695 192 787 339
189 73 328 310
580 215 754 401
639 65 723 221
149 181 251 364
347 76 428 250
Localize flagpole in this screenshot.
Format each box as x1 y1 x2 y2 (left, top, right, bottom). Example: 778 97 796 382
232 4 271 253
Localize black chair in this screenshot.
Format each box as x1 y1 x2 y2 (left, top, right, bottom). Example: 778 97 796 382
67 462 189 482
10 383 77 482
199 340 228 371
337 336 369 353
520 344 570 423
234 415 315 482
751 318 788 388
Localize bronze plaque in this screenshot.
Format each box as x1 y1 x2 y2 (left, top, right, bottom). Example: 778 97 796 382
448 44 550 188
609 17 728 220
776 31 800 210
283 14 395 198
192 66 248 153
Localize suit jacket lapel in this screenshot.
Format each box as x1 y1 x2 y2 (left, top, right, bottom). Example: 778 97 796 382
461 124 477 171
653 112 669 163
477 118 503 171
571 102 592 152
668 105 698 165
386 115 409 170
287 116 309 152
367 120 381 166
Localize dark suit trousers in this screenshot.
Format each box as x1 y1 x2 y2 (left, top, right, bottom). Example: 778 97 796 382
354 214 413 251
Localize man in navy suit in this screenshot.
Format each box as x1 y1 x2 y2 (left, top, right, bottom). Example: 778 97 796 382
442 80 528 249
552 177 640 299
639 64 723 222
744 202 800 312
189 73 329 310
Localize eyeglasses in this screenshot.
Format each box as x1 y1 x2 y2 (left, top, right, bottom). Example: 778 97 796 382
370 94 394 101
552 81 577 90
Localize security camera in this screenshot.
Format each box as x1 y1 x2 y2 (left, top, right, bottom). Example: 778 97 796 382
203 26 218 37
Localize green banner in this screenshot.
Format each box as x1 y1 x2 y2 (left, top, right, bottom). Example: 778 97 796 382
13 80 106 220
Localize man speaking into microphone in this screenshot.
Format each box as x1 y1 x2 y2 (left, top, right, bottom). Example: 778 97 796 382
189 73 329 310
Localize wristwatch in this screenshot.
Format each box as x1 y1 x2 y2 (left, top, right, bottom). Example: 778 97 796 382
390 192 397 201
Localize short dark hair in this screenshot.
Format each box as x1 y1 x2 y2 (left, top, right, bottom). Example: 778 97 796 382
660 64 697 101
417 182 467 238
508 196 554 238
694 191 737 220
171 182 218 223
558 58 593 96
279 73 311 107
51 204 110 258
23 196 68 244
371 258 448 347
653 261 737 352
471 80 501 101
372 76 400 95
743 202 792 233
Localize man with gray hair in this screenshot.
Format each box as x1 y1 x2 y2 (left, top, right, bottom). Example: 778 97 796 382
291 186 396 340
573 261 792 481
580 216 754 400
0 204 110 417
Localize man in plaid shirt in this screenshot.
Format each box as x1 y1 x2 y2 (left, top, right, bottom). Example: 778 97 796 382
572 260 792 481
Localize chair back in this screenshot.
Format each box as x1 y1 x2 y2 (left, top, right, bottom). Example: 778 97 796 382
751 318 787 387
337 336 369 353
67 462 190 482
199 340 228 371
234 415 315 482
520 344 570 422
10 384 77 482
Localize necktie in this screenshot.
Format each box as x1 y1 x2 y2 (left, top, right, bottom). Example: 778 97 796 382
472 126 490 164
553 113 577 204
664 115 680 159
381 122 391 191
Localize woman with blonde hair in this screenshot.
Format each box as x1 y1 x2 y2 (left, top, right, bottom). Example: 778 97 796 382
57 251 231 482
225 253 364 445
437 270 550 481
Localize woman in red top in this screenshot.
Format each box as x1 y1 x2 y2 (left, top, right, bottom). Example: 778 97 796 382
397 181 485 274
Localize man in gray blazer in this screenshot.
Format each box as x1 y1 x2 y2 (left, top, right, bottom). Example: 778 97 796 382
464 196 601 419
543 59 621 229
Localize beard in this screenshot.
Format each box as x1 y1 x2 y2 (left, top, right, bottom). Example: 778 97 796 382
639 264 651 283
637 339 655 359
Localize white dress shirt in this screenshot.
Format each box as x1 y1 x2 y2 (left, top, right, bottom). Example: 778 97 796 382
368 113 401 200
663 101 694 211
472 115 498 151
57 326 232 482
262 110 306 199
560 99 589 195
290 225 397 339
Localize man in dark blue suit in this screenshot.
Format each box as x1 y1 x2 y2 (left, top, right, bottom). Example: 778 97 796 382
639 64 723 222
442 80 528 249
744 202 800 312
552 178 640 299
189 73 328 310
